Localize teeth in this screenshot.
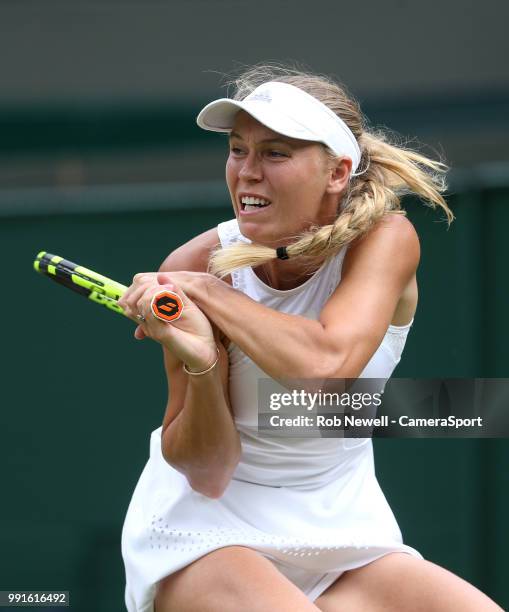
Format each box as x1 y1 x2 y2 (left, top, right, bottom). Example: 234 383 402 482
244 204 267 211
241 196 270 207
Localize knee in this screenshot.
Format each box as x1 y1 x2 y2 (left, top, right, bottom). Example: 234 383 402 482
154 547 262 612
155 570 233 612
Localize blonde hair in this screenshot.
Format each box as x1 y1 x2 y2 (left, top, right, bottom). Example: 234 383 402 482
209 63 453 278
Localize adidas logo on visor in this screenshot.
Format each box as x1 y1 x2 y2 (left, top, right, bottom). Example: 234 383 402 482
249 90 272 103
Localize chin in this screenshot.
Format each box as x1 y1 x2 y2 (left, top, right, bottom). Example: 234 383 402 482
236 218 281 246
238 217 312 249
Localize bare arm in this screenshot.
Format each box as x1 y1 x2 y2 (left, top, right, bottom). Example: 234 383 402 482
160 340 239 499
164 215 420 380
120 228 240 498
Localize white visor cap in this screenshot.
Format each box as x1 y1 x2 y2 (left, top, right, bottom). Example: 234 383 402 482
196 81 362 175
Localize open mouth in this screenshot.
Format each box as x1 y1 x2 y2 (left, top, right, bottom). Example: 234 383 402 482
240 195 272 212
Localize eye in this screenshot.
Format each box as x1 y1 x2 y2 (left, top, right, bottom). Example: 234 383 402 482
229 146 245 155
267 150 288 158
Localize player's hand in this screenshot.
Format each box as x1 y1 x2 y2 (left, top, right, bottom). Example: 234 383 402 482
151 270 223 303
118 273 217 372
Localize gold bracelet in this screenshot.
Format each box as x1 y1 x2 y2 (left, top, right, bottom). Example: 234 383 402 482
183 348 220 376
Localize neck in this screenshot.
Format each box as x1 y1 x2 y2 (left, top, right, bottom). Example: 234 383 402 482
254 258 322 290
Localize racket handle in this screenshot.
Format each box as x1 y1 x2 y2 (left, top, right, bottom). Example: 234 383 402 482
34 250 129 318
150 290 184 323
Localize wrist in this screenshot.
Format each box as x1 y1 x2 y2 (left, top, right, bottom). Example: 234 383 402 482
193 272 220 306
183 347 220 376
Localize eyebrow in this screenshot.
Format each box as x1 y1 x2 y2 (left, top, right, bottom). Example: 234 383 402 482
229 131 291 146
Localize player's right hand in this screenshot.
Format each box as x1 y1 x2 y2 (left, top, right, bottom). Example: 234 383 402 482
118 273 217 373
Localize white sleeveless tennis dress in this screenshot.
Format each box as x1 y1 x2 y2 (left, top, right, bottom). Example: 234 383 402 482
121 219 422 612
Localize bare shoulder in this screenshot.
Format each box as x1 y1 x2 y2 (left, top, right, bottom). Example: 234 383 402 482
343 213 420 277
341 213 420 327
319 214 420 376
159 227 220 273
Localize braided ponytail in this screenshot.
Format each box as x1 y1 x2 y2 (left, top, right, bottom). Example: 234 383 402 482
208 63 453 278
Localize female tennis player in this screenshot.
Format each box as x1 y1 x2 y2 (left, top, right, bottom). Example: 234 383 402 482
119 65 503 611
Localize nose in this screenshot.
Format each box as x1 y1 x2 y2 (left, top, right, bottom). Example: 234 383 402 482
239 152 263 181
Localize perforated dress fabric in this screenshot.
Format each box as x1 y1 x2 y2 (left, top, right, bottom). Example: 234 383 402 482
121 219 420 612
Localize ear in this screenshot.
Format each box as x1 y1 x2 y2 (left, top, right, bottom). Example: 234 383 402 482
326 157 352 195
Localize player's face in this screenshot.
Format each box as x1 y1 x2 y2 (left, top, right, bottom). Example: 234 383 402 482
226 112 340 246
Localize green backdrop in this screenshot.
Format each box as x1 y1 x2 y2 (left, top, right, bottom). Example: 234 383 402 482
1 183 508 611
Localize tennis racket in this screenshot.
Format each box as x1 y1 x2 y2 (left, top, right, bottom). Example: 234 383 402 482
33 251 183 321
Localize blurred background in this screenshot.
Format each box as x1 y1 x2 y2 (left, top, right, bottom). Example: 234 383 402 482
1 1 508 610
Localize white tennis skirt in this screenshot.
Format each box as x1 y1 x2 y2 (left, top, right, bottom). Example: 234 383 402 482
121 428 422 612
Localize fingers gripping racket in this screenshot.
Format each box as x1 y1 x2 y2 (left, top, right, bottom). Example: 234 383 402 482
33 251 183 322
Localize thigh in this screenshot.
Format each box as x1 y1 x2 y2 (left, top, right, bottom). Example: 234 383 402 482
315 552 503 612
154 546 320 612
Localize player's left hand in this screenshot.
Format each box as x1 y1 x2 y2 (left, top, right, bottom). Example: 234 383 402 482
155 271 220 301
